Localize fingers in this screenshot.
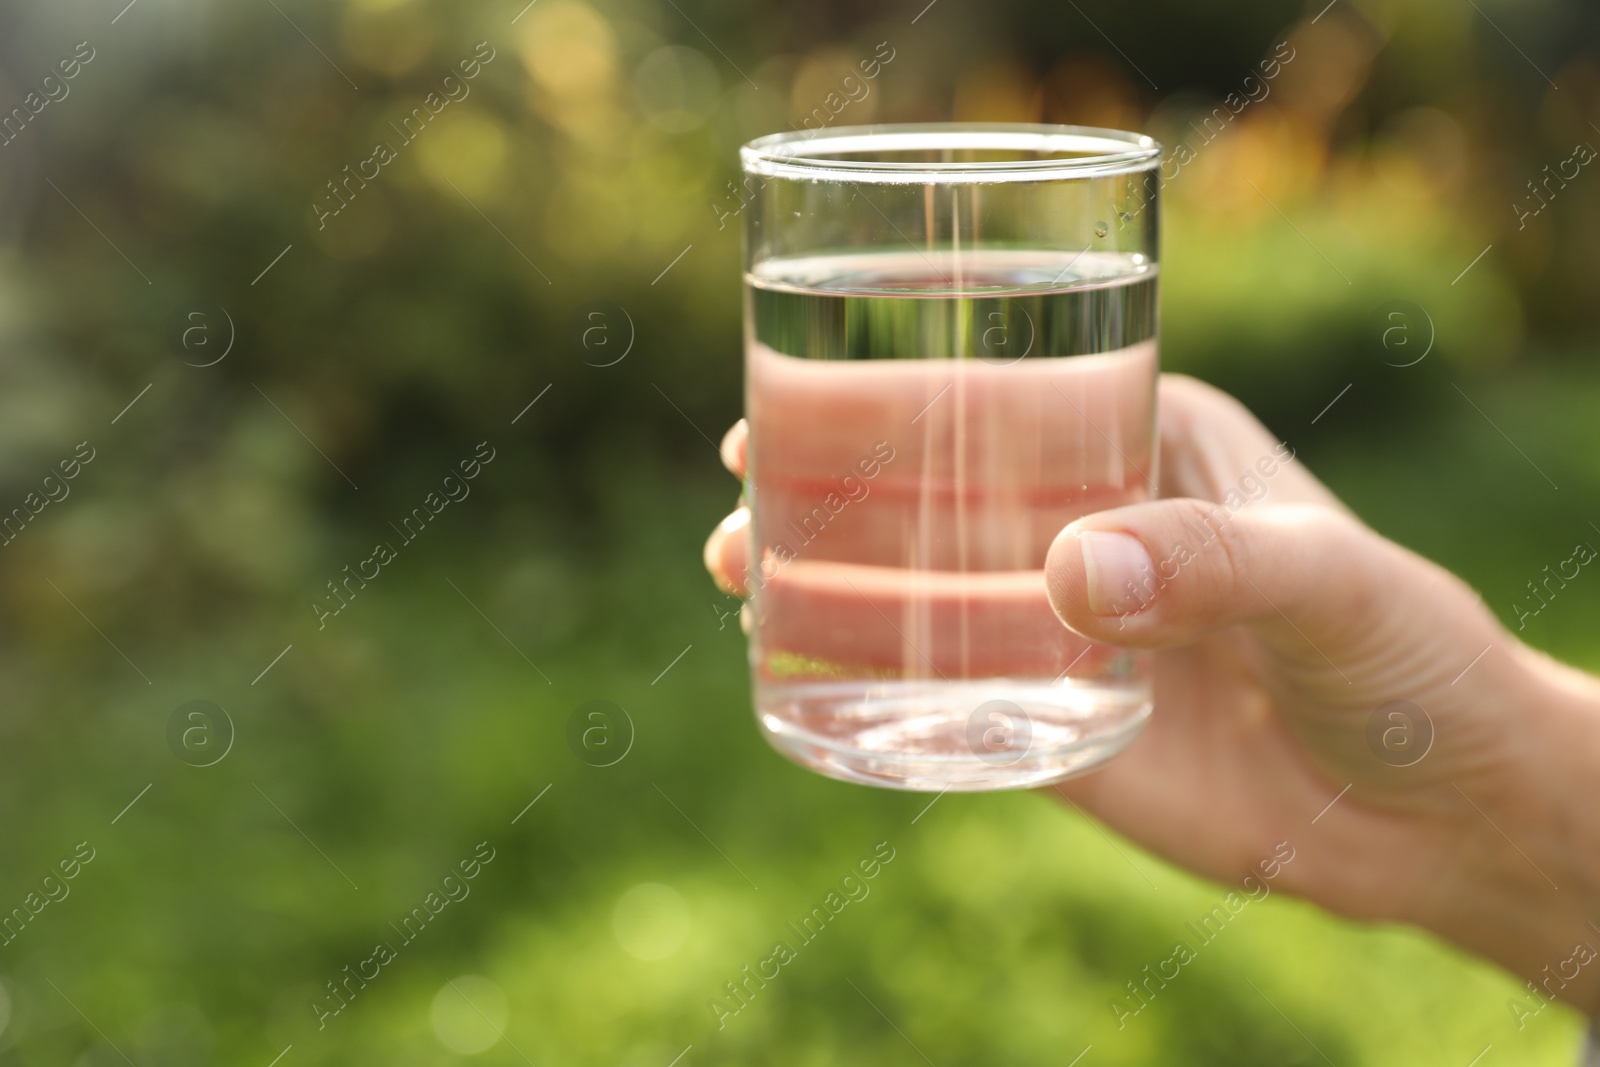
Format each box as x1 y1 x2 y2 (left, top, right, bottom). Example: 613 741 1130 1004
1155 375 1346 512
704 420 749 595
720 419 746 480
749 345 1156 496
1044 498 1358 649
705 509 1106 675
748 349 1158 570
705 512 1108 677
751 560 1109 678
703 508 750 596
1044 497 1492 688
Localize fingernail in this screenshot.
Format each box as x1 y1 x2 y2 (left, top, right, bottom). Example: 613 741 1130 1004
1078 531 1154 616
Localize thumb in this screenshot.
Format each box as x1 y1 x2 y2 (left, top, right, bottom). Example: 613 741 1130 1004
1044 498 1486 684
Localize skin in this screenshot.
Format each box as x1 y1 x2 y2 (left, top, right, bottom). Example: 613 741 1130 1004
706 372 1600 1014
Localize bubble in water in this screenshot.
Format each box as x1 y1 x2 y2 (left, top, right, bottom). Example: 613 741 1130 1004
1094 221 1109 238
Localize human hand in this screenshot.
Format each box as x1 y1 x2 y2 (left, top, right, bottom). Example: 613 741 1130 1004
705 373 1600 1012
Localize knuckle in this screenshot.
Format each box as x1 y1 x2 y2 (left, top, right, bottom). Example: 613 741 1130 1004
1207 504 1253 605
1165 497 1248 605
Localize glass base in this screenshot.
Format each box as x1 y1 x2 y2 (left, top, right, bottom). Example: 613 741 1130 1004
755 679 1151 792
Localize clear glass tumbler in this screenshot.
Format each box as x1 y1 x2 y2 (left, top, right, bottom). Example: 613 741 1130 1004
740 124 1162 791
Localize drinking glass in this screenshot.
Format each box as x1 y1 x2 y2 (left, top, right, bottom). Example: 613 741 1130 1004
739 123 1162 791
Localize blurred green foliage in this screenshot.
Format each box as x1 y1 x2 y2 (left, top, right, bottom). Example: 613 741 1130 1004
0 0 1598 1062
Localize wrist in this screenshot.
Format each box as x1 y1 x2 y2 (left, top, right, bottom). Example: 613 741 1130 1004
1420 644 1600 1015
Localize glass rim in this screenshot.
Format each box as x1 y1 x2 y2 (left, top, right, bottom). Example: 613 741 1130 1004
741 123 1162 184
